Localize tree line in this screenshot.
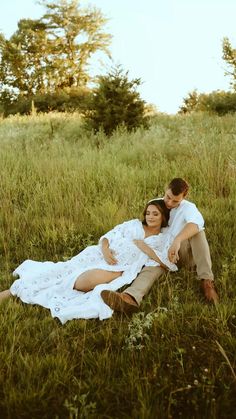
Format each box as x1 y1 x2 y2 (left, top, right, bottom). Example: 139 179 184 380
0 0 111 101
179 38 236 115
0 0 146 134
1 0 236 131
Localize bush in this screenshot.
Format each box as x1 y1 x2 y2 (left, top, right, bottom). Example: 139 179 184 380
85 66 147 135
179 89 236 115
1 87 91 116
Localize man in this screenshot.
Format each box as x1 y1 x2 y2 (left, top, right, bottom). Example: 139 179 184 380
101 178 219 313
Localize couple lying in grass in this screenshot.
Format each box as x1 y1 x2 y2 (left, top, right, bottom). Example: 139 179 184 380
0 178 219 323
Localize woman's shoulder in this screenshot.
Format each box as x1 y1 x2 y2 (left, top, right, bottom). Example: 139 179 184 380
124 219 142 227
122 218 141 224
123 219 144 232
114 218 141 230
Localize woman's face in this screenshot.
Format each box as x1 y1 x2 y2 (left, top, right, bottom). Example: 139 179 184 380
145 205 163 228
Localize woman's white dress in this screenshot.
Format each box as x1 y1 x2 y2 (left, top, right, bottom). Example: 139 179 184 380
10 219 177 323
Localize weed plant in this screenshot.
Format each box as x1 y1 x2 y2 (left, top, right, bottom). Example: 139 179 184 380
0 112 235 418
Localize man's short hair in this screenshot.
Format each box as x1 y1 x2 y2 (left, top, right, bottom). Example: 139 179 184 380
168 178 189 196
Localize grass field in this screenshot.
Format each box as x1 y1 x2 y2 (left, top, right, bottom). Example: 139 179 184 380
0 112 235 418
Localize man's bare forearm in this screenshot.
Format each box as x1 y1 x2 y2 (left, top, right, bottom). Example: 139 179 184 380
168 223 200 263
174 223 199 243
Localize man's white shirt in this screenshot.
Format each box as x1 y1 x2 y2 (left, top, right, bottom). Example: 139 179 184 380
162 199 205 238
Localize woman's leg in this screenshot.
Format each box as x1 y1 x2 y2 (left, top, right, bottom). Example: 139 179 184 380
74 269 122 292
0 289 12 303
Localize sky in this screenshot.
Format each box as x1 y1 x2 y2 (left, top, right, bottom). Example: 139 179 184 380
0 0 236 114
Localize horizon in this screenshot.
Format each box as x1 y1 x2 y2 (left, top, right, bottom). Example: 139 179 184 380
1 0 236 114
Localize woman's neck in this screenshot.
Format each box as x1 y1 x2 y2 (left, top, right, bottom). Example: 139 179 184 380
144 224 161 236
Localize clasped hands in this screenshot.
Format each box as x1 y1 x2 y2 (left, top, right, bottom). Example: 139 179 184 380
168 238 181 264
134 239 181 265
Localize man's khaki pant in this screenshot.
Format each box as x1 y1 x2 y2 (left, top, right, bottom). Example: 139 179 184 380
125 231 213 305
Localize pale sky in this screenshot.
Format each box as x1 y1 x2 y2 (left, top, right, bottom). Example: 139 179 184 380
1 0 236 114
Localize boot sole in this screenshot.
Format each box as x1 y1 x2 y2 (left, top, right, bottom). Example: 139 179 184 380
101 290 139 314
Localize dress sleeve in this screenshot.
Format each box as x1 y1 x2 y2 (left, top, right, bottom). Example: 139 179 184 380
98 219 139 246
145 234 178 272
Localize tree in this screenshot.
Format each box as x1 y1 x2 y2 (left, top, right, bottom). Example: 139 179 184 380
86 66 146 135
222 37 236 90
179 89 236 115
0 19 49 98
0 0 111 106
178 90 199 114
39 0 111 88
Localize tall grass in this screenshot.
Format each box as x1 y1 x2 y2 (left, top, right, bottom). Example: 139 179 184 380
0 112 235 418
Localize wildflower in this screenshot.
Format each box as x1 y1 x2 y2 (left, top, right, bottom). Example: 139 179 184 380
194 380 199 385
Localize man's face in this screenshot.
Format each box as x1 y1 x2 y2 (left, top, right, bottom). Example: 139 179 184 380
163 188 186 209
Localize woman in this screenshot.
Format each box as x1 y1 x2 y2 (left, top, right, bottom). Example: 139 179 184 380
0 200 177 323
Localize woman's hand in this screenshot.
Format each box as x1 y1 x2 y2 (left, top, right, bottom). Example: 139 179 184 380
103 247 118 265
101 237 118 265
133 239 169 270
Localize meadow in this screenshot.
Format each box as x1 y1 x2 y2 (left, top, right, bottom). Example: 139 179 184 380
0 112 235 418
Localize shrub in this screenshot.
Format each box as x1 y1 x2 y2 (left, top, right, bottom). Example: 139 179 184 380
179 89 236 115
85 65 147 135
1 87 91 116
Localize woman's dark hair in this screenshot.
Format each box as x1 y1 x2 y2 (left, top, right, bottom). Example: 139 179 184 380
142 199 170 228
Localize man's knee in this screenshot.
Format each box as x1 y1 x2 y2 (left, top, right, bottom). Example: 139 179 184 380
125 266 165 305
138 265 165 281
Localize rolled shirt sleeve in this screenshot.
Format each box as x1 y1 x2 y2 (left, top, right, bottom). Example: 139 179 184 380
166 200 205 238
184 202 204 229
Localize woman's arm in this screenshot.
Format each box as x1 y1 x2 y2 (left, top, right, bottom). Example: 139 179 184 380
133 240 169 270
101 238 118 265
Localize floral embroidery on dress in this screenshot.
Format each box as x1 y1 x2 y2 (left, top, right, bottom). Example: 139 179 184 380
10 219 177 323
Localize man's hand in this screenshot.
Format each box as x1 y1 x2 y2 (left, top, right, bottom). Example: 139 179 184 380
103 248 118 265
168 239 181 264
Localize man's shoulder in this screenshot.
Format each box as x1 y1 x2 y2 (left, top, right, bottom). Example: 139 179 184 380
179 199 198 209
171 199 200 216
182 199 197 206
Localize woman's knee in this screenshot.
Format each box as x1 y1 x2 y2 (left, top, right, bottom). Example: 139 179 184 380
74 269 122 292
74 272 92 292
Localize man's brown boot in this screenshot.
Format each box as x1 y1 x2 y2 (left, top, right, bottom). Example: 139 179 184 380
201 279 219 304
101 290 139 314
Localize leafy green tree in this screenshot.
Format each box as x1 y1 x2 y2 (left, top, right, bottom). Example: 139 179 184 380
178 90 199 114
0 19 48 97
179 89 236 115
3 86 91 116
178 38 236 115
39 0 111 88
0 0 111 108
86 66 146 135
222 37 236 90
